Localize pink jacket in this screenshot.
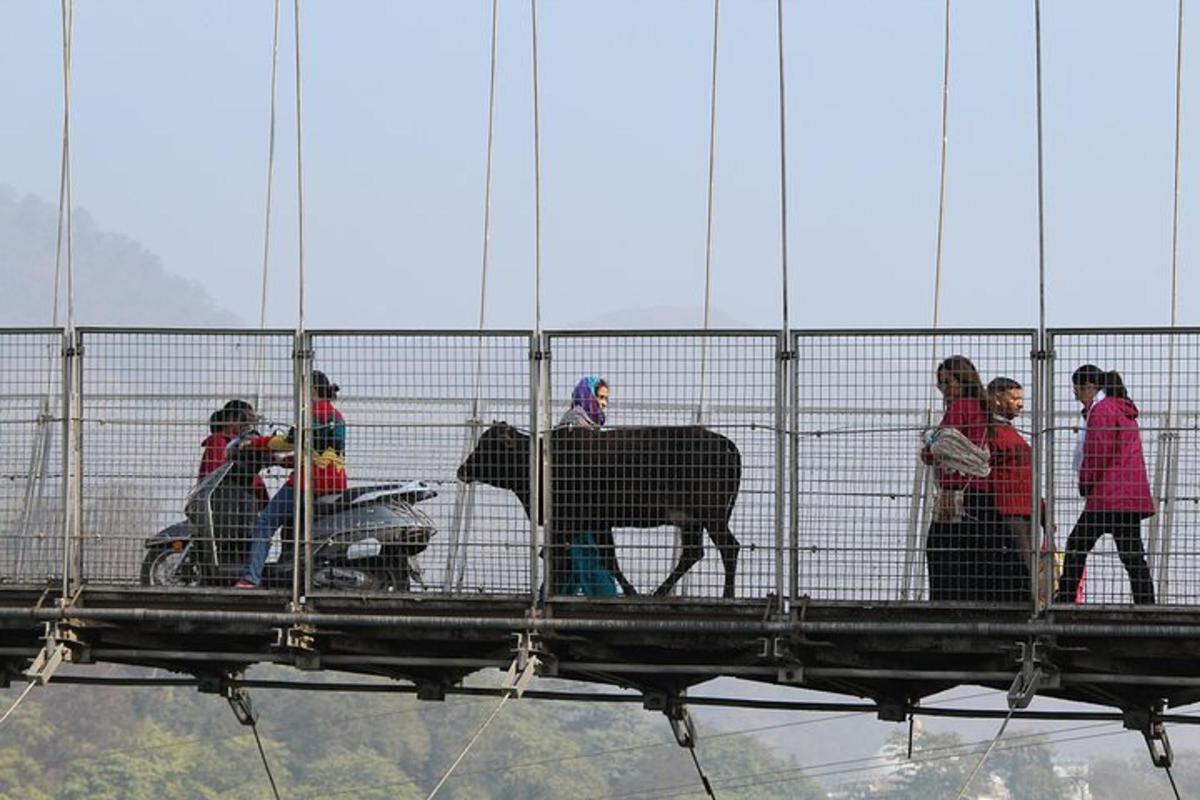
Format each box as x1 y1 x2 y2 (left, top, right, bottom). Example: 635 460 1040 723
1079 396 1155 515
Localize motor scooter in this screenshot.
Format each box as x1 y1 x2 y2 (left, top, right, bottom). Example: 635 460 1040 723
141 430 437 591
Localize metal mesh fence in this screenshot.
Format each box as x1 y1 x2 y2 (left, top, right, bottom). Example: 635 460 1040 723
544 332 780 601
0 330 65 585
1048 330 1200 607
77 329 295 587
6 324 1200 609
791 331 1037 603
310 332 533 596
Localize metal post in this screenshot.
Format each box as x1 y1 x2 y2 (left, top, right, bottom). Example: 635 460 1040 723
1029 333 1045 613
290 335 311 605
788 333 800 604
1043 336 1057 605
70 335 83 588
301 339 315 600
774 334 787 601
1156 426 1180 603
539 334 553 601
528 333 543 606
58 330 73 600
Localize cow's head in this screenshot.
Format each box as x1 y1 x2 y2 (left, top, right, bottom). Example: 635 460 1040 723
457 422 531 491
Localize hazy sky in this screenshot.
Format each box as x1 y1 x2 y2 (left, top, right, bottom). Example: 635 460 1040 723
1 0 1196 331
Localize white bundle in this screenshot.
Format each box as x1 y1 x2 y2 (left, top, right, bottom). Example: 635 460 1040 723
924 427 991 478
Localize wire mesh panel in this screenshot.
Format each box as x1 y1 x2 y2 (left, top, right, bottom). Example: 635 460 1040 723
544 332 780 602
0 330 65 585
792 331 1037 603
77 330 295 587
309 332 533 596
1048 330 1200 607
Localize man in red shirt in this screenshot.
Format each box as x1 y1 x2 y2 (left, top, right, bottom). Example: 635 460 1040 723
987 377 1036 600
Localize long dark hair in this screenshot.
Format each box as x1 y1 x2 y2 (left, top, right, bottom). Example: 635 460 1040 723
1072 364 1129 400
937 355 990 418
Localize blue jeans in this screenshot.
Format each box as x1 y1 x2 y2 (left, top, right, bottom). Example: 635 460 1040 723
243 484 294 586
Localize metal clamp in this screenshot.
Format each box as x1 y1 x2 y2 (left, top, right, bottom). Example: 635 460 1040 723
1007 639 1058 709
1124 705 1173 768
196 672 259 727
275 621 320 670
760 637 804 684
25 621 89 685
502 631 547 698
642 691 698 748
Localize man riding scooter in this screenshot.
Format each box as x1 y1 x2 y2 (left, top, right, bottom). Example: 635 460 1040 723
235 371 346 588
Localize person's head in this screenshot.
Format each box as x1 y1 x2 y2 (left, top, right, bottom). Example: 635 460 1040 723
935 355 985 402
571 375 609 425
987 377 1024 420
210 399 256 435
1072 364 1128 405
312 370 340 401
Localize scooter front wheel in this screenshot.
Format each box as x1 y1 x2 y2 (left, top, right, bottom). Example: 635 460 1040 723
141 546 197 587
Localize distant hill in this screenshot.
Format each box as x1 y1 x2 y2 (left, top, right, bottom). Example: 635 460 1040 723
0 186 240 327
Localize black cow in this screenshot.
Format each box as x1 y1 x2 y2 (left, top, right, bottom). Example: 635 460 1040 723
457 422 742 598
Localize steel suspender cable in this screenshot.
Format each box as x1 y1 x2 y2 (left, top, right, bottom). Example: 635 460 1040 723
60 0 75 333
293 0 306 333
260 0 281 334
425 691 513 799
904 0 953 601
687 745 718 799
1169 1 1185 331
931 0 952 331
1165 763 1183 800
291 0 314 604
1033 0 1047 340
448 0 502 590
696 0 720 426
58 0 79 602
249 718 282 800
531 0 543 341
1153 0 1187 599
0 682 38 730
478 0 500 341
953 707 1014 799
254 0 282 408
775 0 789 340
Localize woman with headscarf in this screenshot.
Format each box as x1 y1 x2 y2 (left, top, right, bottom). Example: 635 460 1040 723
555 376 617 597
1055 365 1155 604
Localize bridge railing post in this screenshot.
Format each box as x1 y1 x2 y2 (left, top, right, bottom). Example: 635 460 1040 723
530 333 544 607
775 332 789 603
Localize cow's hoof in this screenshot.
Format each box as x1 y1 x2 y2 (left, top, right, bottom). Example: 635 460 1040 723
621 585 639 597
652 586 671 598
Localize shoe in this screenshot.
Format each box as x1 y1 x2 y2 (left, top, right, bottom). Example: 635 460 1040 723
233 579 258 589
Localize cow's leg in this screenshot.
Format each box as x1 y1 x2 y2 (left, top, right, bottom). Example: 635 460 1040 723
708 522 740 599
653 524 704 597
595 527 637 596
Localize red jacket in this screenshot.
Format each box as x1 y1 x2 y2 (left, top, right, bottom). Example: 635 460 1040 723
928 398 989 491
989 421 1033 517
1080 396 1154 515
198 433 269 509
245 399 347 496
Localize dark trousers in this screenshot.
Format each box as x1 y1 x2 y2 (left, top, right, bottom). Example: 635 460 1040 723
927 489 1028 603
1056 510 1155 605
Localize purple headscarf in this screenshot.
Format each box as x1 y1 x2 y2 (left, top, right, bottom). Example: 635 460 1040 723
570 375 607 426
